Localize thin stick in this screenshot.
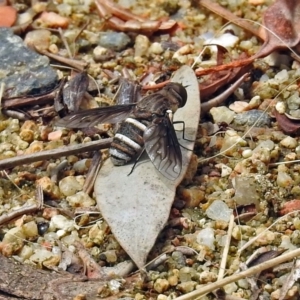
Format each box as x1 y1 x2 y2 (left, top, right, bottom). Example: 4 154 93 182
37 49 87 71
199 0 263 40
174 248 300 300
0 138 113 170
218 214 234 280
237 210 300 255
0 185 43 225
58 27 73 59
82 151 102 195
201 73 249 116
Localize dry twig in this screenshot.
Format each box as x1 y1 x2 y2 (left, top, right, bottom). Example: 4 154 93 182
0 138 113 170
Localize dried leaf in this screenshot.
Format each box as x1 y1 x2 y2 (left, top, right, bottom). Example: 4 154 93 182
255 0 300 58
63 71 89 112
274 109 300 135
94 66 200 268
279 259 300 300
247 249 285 268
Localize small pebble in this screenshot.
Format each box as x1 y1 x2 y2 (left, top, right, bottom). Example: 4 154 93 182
199 270 217 283
223 282 238 294
275 101 286 114
242 149 253 158
234 110 271 127
176 281 197 293
154 278 169 293
277 171 293 188
197 227 215 250
50 215 74 232
280 136 297 149
59 176 82 196
274 69 289 83
37 11 69 29
215 163 232 177
36 177 61 199
134 35 150 57
22 221 38 238
210 106 236 124
206 200 232 222
248 95 261 109
66 191 96 207
98 32 131 51
148 42 164 55
24 29 51 51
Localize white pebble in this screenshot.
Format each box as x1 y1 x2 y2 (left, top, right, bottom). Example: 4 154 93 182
210 106 236 124
66 191 96 207
149 42 164 55
274 69 289 83
242 149 253 158
215 163 232 177
59 176 82 196
280 136 297 149
197 227 215 250
206 200 232 222
56 229 67 238
134 34 150 57
223 282 238 294
50 215 74 232
277 171 293 188
275 101 286 114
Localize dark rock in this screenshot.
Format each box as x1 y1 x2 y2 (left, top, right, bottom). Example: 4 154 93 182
0 28 58 98
98 31 131 51
234 109 271 127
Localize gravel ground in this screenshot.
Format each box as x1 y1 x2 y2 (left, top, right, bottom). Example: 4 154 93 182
1 0 300 299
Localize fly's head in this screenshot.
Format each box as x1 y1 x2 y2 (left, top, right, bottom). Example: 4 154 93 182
163 82 187 113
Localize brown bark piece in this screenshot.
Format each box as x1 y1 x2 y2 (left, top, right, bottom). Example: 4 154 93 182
0 254 106 300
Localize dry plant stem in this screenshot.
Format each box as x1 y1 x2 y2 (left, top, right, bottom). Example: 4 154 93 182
0 138 113 170
0 185 43 225
174 248 300 300
225 296 247 300
58 27 73 59
198 0 264 40
82 151 102 195
145 254 168 271
218 214 234 281
37 50 87 71
0 204 41 225
98 0 145 22
2 87 59 108
195 57 254 76
237 210 300 255
75 240 108 279
201 73 249 116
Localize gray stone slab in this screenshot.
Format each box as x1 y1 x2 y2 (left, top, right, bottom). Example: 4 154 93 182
0 28 58 98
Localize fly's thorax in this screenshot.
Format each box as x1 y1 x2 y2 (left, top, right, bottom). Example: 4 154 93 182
109 118 148 166
162 82 187 109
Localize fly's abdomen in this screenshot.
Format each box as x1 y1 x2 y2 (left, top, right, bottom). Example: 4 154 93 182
109 118 147 165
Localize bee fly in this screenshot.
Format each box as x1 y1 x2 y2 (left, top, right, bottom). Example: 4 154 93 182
56 82 188 180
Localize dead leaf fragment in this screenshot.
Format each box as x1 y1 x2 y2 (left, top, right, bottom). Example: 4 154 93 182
255 0 300 58
274 109 300 135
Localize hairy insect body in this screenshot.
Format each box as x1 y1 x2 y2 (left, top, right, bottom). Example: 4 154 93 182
109 118 148 165
109 88 184 167
56 82 188 180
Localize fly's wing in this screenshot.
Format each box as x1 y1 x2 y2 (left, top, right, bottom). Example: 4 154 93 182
56 104 136 128
143 116 182 180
